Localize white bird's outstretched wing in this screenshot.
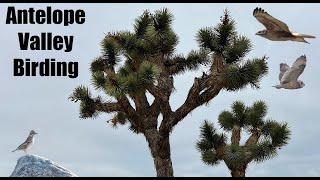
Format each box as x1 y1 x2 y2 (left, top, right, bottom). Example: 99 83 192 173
281 55 307 84
253 7 290 32
279 63 290 82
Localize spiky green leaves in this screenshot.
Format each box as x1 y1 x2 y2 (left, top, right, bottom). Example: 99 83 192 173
219 100 274 131
196 27 217 51
231 101 246 124
197 120 227 150
269 122 291 148
213 13 236 51
218 111 235 131
91 61 160 98
145 8 178 55
201 151 220 166
132 8 179 56
198 120 226 145
197 100 291 170
246 100 268 128
248 122 290 163
196 9 267 91
134 10 152 38
137 61 161 84
196 10 236 53
104 74 126 98
224 145 246 169
90 57 107 73
222 56 268 91
97 8 178 71
70 85 92 102
111 31 147 58
218 101 247 131
199 120 217 147
153 8 174 31
119 61 160 96
224 36 252 64
197 120 226 166
197 139 213 152
248 140 277 163
108 111 142 134
91 71 106 91
101 36 121 66
69 85 102 118
109 112 128 128
122 62 159 94
166 49 210 75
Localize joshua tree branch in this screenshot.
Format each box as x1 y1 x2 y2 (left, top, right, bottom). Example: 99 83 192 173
96 102 122 113
245 129 261 148
171 77 221 129
117 97 143 131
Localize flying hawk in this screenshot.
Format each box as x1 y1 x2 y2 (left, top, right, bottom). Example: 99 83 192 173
253 7 316 43
273 55 307 89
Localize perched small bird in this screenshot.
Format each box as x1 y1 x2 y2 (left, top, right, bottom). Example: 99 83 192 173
12 130 38 154
273 55 307 90
253 7 316 43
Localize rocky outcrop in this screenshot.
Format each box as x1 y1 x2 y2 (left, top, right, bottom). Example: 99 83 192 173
10 154 77 177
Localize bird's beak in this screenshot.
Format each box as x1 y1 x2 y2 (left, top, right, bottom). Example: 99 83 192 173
255 32 260 35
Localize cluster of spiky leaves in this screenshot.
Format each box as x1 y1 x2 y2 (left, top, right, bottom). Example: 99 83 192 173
196 120 226 166
196 9 268 91
69 85 104 118
196 100 291 170
108 112 127 128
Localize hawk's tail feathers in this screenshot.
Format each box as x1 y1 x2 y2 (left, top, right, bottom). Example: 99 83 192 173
292 33 316 39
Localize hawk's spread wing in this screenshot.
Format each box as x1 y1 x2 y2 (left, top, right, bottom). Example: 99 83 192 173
279 63 290 82
253 7 290 32
281 55 307 84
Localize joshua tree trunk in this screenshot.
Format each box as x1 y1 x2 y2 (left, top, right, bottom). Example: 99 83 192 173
231 125 241 145
231 169 246 177
144 128 173 177
153 144 173 177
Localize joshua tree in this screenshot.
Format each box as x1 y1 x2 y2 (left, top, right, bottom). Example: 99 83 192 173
69 8 268 176
196 100 291 177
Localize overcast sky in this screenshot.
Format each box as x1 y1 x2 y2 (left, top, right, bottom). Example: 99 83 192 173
1 3 319 177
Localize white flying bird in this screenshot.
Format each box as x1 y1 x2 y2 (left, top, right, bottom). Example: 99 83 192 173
273 55 307 90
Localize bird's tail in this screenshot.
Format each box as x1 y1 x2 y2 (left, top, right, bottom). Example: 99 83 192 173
292 33 316 39
272 85 281 89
